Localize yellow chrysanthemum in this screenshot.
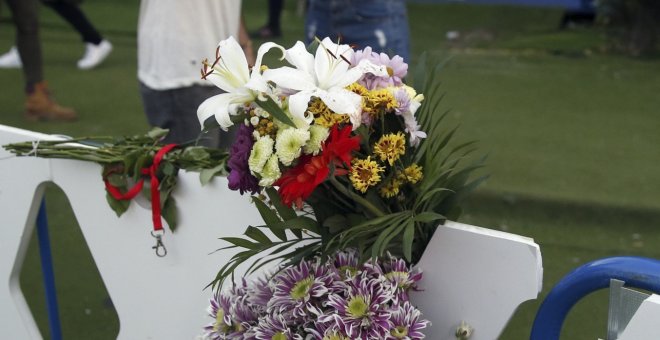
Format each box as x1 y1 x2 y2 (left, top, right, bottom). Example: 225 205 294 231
347 82 369 96
379 177 403 198
350 157 384 193
400 164 424 184
373 132 406 166
362 88 397 121
307 97 350 128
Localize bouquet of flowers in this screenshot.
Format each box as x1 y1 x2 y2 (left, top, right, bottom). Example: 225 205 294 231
198 37 485 339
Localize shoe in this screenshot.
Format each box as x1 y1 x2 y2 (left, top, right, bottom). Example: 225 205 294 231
249 25 281 39
25 82 77 122
77 40 112 70
0 46 22 69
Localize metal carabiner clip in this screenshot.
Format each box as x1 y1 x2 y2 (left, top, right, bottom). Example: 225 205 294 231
151 230 167 257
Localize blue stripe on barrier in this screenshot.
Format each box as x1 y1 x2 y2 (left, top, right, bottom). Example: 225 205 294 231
531 256 660 339
36 199 62 340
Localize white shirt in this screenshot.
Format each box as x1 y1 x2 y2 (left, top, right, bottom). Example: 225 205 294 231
138 0 242 90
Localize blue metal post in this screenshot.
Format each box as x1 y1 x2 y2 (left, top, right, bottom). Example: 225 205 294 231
530 256 660 340
36 199 62 340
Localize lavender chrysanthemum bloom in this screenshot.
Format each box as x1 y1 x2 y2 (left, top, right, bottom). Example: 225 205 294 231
322 273 393 339
254 314 302 340
332 249 362 279
352 47 408 90
247 276 273 312
385 301 430 340
368 255 423 303
204 291 244 339
394 88 411 116
227 124 260 195
269 259 339 320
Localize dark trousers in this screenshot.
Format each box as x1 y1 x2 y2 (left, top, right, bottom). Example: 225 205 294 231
5 0 43 92
42 0 102 44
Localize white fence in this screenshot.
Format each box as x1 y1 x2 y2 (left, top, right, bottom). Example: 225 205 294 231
0 124 543 339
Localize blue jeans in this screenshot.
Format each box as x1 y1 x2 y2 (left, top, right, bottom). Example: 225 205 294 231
305 0 411 62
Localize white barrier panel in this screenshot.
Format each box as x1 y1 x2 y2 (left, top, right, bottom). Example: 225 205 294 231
0 124 543 339
411 221 543 339
619 294 660 339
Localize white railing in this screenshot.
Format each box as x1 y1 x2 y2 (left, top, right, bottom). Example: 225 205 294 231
0 124 543 339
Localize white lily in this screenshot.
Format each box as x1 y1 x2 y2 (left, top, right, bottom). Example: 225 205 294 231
197 36 285 130
263 37 388 129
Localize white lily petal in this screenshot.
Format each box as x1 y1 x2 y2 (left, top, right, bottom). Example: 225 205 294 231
254 41 285 70
285 41 315 78
197 93 235 130
206 71 240 93
318 88 361 115
288 91 315 124
263 67 317 91
245 72 269 94
216 36 250 87
315 38 354 89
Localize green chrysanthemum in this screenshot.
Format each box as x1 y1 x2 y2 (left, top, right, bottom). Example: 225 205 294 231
258 154 281 187
248 135 274 174
303 125 330 155
275 127 310 166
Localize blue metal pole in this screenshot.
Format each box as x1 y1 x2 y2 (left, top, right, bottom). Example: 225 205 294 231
36 199 62 340
530 256 660 340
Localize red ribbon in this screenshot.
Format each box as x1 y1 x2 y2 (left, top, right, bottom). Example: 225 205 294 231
103 144 177 232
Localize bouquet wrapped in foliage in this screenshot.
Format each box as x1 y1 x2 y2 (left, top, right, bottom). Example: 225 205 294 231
198 37 484 339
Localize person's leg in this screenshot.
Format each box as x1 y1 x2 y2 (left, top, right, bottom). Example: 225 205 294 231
267 0 284 34
326 0 411 61
140 83 224 148
304 0 334 45
5 0 43 92
5 0 76 120
42 0 103 44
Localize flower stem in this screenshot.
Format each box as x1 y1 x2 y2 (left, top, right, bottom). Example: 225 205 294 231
328 176 385 217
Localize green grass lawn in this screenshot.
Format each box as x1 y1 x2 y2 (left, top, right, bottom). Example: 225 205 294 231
2 1 660 339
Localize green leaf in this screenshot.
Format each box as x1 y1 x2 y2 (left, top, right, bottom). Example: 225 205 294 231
161 161 177 176
181 147 210 162
255 96 296 128
162 196 178 232
105 192 130 217
199 164 225 186
106 173 127 187
220 237 260 250
147 127 170 140
253 196 287 241
265 187 297 220
402 220 415 261
323 214 347 234
244 226 273 245
413 212 445 224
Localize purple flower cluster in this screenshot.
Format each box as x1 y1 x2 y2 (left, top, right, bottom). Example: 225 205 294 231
227 124 260 195
352 47 408 90
203 250 429 340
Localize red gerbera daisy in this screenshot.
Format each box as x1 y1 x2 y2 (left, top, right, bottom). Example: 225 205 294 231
276 124 360 208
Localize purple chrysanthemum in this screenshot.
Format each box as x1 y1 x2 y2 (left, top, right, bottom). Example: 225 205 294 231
269 260 339 320
322 273 393 339
332 249 362 278
227 124 260 195
379 255 423 303
253 314 302 340
204 290 245 339
386 301 430 340
352 47 408 90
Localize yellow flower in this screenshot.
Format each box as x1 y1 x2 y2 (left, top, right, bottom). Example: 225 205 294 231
350 157 384 193
379 177 403 198
307 97 350 128
374 132 406 166
362 88 397 121
401 164 424 184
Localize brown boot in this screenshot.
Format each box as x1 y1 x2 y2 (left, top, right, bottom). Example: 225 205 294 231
24 82 77 122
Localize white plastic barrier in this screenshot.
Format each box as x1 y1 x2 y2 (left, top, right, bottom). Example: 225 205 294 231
0 124 543 339
619 294 660 339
